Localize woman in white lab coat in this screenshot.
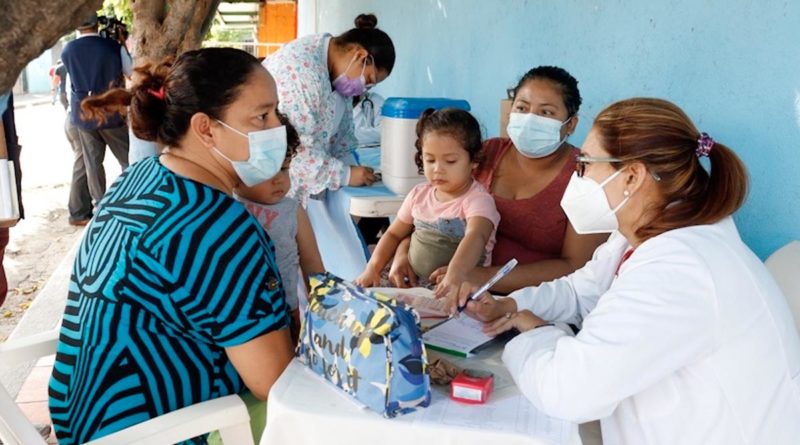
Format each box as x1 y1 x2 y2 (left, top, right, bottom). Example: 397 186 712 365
461 98 800 444
264 14 393 206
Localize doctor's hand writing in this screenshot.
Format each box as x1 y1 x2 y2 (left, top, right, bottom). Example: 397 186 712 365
482 310 546 336
453 284 517 322
349 166 378 186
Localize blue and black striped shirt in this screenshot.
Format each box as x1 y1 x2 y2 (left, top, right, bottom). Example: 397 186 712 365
48 157 288 444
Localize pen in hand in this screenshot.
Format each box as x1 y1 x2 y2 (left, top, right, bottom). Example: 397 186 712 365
455 258 518 314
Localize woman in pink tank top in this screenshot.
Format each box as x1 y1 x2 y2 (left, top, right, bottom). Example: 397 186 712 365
390 67 607 294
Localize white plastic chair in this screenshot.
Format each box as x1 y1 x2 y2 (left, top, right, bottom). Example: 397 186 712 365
0 330 254 445
765 240 800 334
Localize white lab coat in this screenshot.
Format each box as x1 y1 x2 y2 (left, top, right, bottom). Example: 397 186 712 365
502 217 800 445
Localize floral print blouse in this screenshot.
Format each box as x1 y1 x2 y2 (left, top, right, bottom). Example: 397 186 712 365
264 33 357 206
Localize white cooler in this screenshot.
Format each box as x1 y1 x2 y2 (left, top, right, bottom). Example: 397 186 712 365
380 97 471 195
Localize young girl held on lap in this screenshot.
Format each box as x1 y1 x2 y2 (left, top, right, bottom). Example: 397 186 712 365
355 108 499 306
236 114 324 337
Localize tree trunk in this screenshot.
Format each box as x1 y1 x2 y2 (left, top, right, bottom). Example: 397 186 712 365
130 0 221 66
0 0 103 93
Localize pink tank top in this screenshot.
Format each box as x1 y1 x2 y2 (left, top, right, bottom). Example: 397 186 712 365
475 138 577 265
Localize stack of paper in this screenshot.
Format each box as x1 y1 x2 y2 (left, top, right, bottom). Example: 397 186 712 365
371 287 449 318
422 316 494 357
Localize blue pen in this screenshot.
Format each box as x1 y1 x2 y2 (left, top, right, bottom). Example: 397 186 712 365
456 258 518 313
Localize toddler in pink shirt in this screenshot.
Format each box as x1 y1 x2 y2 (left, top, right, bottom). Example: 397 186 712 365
355 108 499 306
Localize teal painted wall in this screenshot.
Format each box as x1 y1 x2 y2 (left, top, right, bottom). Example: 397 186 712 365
315 0 800 258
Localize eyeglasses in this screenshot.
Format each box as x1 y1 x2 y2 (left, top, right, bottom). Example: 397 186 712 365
575 155 662 181
575 155 622 178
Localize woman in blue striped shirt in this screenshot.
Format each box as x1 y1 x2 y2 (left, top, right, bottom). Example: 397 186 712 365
48 48 294 445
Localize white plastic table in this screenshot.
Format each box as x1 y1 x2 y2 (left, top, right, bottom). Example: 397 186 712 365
261 345 581 445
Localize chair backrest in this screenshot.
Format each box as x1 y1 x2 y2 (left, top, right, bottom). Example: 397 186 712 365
765 240 800 334
0 331 253 445
0 331 58 445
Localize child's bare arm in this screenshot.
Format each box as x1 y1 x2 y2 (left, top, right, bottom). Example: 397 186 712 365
434 216 494 300
354 219 414 286
296 206 324 279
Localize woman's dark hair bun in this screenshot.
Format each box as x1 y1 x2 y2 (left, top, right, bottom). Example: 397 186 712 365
354 13 378 30
129 60 172 142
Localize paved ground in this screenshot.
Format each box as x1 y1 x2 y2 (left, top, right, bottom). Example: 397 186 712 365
1 96 123 342
1 96 123 414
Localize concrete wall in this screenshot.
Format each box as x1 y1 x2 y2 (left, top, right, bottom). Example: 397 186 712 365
314 0 800 259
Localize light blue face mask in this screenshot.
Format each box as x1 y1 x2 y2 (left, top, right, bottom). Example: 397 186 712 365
507 112 573 158
214 120 288 187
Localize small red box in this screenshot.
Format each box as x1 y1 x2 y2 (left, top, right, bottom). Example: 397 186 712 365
450 369 493 404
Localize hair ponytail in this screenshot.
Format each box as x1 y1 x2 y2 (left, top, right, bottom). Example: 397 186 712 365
80 48 263 147
699 141 748 224
80 90 131 125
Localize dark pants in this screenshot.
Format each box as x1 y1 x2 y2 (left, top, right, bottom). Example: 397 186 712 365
75 125 129 209
65 118 92 221
0 227 8 307
59 90 68 110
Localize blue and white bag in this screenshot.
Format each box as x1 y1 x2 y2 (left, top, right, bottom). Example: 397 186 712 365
296 273 431 417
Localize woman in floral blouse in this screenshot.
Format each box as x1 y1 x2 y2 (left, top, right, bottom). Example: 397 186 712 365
264 13 395 206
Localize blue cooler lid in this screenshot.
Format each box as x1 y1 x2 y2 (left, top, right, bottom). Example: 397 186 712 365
382 97 471 119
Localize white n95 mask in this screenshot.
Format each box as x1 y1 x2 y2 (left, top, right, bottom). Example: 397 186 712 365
214 120 288 187
560 170 628 234
506 112 571 158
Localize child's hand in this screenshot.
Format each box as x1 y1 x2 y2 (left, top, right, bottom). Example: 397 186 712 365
388 257 418 288
428 265 448 285
354 268 381 288
433 270 470 311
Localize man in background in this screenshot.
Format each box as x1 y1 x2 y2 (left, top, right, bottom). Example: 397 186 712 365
61 13 131 220
52 59 69 110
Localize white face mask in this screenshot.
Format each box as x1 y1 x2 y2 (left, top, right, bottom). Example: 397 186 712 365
560 169 628 234
507 112 572 158
214 120 288 187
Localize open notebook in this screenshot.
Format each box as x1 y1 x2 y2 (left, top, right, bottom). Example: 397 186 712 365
369 287 496 357
422 316 495 357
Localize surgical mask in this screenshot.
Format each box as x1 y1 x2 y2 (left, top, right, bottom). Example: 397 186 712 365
560 169 628 234
332 54 369 97
214 120 288 187
507 112 572 158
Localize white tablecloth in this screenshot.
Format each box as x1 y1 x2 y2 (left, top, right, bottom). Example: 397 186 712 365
262 349 581 445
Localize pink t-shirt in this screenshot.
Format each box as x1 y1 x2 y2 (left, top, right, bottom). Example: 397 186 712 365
396 180 500 266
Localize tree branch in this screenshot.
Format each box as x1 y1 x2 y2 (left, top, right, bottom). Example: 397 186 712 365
0 0 103 93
